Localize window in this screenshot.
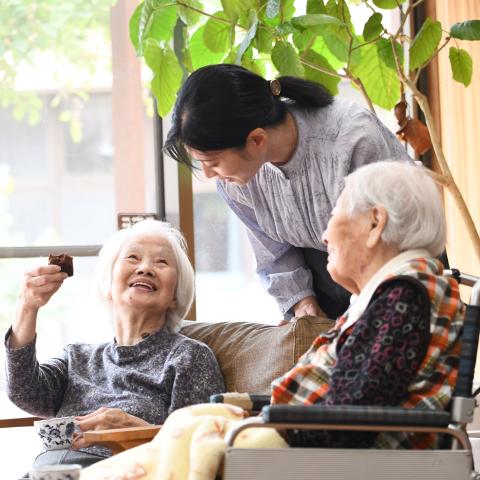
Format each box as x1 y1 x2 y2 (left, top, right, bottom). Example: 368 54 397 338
0 2 157 477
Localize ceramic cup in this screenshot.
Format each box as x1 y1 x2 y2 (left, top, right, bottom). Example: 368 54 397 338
29 464 82 480
33 416 78 451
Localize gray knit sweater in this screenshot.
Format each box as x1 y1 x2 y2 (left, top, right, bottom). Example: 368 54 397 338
4 327 225 427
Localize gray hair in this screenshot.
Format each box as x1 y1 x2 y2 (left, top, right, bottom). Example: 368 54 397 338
95 219 194 332
343 161 446 257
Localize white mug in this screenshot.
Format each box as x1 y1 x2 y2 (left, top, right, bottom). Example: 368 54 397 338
29 463 81 480
34 416 78 451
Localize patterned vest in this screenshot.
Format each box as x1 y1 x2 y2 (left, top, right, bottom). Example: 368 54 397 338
271 257 464 449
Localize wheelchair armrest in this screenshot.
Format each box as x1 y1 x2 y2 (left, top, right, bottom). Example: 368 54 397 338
210 393 271 413
261 404 451 428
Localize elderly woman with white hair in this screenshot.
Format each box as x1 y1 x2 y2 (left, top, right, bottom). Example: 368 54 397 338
272 160 464 449
4 219 225 471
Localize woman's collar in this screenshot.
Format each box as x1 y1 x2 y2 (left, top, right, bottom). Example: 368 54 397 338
343 249 431 333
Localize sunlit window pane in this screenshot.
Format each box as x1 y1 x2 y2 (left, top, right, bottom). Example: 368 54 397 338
0 1 155 476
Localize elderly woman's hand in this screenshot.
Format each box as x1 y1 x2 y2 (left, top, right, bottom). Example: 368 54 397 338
72 407 151 449
19 265 68 310
10 265 69 349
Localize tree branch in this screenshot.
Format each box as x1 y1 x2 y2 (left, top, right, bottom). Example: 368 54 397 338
394 0 425 39
176 2 239 27
389 31 480 259
349 74 376 114
299 58 347 78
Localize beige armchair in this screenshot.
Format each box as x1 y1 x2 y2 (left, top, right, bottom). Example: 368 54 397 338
0 316 333 453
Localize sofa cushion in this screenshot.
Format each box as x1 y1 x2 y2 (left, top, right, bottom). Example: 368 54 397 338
180 316 334 395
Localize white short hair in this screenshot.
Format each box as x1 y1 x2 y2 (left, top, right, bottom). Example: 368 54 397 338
95 219 194 332
343 161 446 257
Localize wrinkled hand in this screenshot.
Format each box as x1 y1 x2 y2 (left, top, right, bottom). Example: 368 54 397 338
292 296 323 319
72 407 150 450
19 265 68 310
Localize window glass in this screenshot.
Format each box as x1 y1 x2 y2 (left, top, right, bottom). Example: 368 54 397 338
0 2 155 477
0 256 115 477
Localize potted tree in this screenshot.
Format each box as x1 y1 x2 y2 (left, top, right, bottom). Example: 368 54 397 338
129 0 480 259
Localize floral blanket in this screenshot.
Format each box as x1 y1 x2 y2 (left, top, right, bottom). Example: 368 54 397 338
80 403 287 480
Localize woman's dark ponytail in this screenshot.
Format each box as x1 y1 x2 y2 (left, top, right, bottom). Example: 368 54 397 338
277 76 333 109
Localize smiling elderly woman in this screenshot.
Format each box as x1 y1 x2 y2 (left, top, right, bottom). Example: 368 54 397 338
4 220 224 472
272 160 464 449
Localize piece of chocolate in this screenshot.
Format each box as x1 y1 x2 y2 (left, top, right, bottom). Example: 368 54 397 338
48 253 74 277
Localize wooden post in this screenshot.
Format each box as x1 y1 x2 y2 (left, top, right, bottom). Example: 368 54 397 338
110 0 145 213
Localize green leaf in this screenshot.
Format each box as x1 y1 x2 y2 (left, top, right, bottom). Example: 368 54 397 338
70 118 82 143
303 50 340 95
372 0 406 9
271 41 304 77
311 35 344 70
293 28 315 51
221 0 254 22
317 0 353 59
178 0 203 26
59 110 72 122
150 46 183 116
450 20 480 40
276 22 295 36
362 12 383 42
321 31 359 64
138 0 154 55
255 28 273 53
138 0 174 55
173 19 191 74
28 109 41 126
129 2 143 54
50 95 62 109
325 0 352 31
260 0 295 27
236 11 258 63
280 0 296 23
266 0 280 19
377 37 403 70
203 12 232 53
449 47 473 87
242 51 267 77
307 0 326 14
146 6 177 43
189 24 228 70
351 43 400 110
291 14 344 28
409 18 442 70
293 28 344 69
144 38 163 71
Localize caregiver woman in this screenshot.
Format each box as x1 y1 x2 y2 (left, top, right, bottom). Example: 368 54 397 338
164 64 411 320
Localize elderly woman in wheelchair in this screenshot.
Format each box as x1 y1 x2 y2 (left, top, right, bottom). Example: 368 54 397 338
272 159 463 450
80 160 466 480
4 220 225 473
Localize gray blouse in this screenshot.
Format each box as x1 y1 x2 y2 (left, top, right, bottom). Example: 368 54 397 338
217 97 411 317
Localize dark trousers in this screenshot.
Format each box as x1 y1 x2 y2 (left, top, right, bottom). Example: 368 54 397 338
302 248 351 320
21 449 106 479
